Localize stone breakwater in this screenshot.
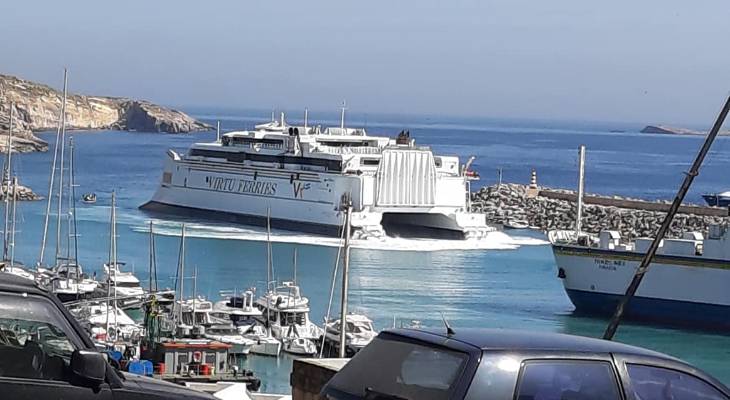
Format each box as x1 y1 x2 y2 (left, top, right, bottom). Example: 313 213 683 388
0 73 212 152
471 183 729 238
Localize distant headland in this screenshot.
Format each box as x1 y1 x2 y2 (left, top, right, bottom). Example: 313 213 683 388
640 125 730 136
0 73 212 152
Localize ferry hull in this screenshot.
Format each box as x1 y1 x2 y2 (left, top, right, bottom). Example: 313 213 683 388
565 289 730 330
553 245 730 330
140 152 492 239
140 200 342 236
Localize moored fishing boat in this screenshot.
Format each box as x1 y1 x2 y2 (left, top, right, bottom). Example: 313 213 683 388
549 225 730 330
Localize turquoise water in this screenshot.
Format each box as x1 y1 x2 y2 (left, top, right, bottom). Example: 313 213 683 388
6 112 730 393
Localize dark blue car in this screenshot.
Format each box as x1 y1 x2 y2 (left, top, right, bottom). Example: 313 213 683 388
321 328 730 400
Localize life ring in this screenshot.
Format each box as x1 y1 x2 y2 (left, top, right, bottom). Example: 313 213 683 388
192 351 203 363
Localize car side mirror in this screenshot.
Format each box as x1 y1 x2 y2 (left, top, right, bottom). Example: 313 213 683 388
71 350 106 386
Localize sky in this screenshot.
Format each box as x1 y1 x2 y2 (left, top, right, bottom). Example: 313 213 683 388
1 0 729 125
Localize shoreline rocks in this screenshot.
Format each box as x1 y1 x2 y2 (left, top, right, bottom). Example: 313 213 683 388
0 183 41 201
0 73 212 153
471 183 729 238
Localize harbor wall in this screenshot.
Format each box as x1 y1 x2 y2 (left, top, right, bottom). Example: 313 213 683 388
290 358 347 400
471 183 730 238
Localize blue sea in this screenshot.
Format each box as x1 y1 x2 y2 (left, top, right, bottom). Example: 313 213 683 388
7 110 730 393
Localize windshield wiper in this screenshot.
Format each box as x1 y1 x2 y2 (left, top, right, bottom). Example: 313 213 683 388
364 387 410 400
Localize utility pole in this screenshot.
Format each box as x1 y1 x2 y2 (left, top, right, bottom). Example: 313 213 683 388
339 193 352 358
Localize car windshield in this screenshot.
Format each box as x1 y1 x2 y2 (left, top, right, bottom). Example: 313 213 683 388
0 292 80 381
326 336 469 400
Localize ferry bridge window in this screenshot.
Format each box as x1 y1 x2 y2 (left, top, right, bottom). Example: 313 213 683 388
627 364 728 400
0 293 79 382
516 360 620 400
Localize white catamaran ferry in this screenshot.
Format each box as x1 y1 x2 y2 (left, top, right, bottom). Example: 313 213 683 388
142 112 494 239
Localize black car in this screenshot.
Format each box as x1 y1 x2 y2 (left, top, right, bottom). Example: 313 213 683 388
322 327 730 400
0 273 214 400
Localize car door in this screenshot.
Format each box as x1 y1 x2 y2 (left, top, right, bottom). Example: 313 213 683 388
614 354 730 400
0 291 113 400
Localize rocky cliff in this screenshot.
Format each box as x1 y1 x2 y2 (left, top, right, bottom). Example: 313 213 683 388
0 73 212 152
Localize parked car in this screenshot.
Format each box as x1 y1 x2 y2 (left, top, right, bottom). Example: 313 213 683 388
321 327 730 400
0 273 215 399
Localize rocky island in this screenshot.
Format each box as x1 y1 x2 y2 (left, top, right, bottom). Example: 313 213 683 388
0 73 212 153
640 125 730 136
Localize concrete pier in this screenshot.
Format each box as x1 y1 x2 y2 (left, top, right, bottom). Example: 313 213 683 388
472 183 730 238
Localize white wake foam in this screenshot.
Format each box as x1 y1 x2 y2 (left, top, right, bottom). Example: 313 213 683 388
129 220 548 252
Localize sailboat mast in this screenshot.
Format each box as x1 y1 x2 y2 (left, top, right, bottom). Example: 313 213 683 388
39 68 67 268
149 221 157 293
178 224 186 326
293 247 297 285
192 265 197 329
576 145 586 235
266 207 272 332
3 103 13 261
112 190 118 325
9 177 17 267
54 74 69 266
69 136 79 262
339 193 352 358
105 191 116 342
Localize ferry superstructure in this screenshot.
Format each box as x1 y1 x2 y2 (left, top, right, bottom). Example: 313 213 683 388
141 113 493 239
548 225 730 330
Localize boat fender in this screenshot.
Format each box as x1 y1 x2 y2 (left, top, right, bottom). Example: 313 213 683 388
253 171 258 181
290 174 294 184
557 268 566 279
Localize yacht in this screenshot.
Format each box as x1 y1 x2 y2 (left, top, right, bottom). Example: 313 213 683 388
323 313 377 356
211 289 262 328
212 291 281 356
142 111 494 240
68 301 142 344
548 224 730 330
102 262 145 308
203 324 254 355
255 281 322 356
239 323 282 357
49 263 99 302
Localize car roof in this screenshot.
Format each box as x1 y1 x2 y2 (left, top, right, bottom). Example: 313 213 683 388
386 328 675 360
0 272 46 296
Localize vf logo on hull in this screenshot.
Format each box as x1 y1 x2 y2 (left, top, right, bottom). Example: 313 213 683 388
293 181 311 198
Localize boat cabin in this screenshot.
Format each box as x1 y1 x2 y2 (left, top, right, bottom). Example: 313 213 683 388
145 339 231 376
